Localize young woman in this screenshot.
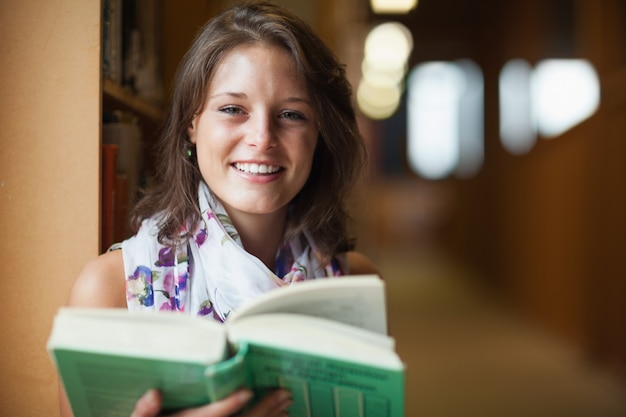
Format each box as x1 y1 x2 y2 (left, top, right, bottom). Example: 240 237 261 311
61 1 378 416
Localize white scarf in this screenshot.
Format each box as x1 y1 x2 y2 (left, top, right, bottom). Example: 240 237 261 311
122 182 346 321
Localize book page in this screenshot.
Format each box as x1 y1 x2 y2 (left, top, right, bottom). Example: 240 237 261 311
48 308 227 363
230 275 388 334
229 314 402 369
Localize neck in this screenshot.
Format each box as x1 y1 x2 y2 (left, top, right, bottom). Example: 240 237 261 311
226 208 287 271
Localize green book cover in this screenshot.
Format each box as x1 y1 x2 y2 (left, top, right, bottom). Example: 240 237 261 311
238 342 404 417
225 314 405 417
48 275 405 416
50 308 231 416
54 349 216 416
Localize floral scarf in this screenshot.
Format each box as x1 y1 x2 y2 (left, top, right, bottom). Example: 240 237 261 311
122 181 346 321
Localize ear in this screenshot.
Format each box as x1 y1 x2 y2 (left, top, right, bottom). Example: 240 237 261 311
187 118 198 144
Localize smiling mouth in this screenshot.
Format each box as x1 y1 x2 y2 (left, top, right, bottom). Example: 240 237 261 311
234 162 283 175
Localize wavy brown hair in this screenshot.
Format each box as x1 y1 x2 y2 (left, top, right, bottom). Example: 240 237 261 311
130 0 366 260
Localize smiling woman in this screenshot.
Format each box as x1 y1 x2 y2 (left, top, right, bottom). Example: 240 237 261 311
60 2 376 417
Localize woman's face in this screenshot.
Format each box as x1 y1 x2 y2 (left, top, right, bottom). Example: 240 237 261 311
188 43 318 220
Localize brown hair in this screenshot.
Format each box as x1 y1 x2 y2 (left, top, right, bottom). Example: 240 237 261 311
130 0 366 260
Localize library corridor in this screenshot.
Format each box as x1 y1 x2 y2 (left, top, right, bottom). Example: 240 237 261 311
377 250 626 417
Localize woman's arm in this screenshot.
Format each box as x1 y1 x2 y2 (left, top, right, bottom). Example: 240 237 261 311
346 251 382 277
66 250 128 308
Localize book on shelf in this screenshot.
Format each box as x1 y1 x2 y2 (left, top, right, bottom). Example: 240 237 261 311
103 0 164 105
102 0 123 84
48 275 405 417
102 114 144 245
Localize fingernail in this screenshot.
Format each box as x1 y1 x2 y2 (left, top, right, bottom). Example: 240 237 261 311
143 389 159 405
237 389 254 403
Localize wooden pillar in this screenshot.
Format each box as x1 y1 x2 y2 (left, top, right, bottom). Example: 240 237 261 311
0 0 101 414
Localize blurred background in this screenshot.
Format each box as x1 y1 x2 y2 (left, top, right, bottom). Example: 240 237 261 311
342 1 626 415
1 0 625 415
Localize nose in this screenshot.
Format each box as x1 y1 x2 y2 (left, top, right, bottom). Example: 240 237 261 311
245 112 278 150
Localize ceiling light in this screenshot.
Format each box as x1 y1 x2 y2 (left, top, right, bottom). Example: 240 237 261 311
370 0 418 14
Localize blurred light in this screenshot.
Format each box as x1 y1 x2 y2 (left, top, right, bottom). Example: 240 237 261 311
364 22 413 68
362 59 407 88
358 22 413 120
407 61 484 180
370 0 418 14
499 59 536 154
531 59 600 138
407 62 463 179
357 78 402 120
455 59 484 178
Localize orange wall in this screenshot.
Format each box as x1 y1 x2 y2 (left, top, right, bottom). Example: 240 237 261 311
0 0 100 415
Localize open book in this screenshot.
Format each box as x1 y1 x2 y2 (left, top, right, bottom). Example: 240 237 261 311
48 275 405 417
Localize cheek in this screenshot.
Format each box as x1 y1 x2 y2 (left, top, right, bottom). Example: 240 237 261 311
194 140 223 178
195 126 229 158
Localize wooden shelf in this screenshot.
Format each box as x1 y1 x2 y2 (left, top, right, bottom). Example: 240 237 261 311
102 78 163 122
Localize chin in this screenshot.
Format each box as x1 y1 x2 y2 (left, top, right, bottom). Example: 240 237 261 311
230 200 286 216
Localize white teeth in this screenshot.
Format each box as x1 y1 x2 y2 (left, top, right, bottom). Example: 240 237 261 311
235 162 280 174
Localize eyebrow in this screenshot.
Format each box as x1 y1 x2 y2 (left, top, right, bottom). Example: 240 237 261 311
209 92 312 105
209 92 247 100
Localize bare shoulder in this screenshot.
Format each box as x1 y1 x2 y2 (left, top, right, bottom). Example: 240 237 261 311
67 249 127 308
346 251 382 277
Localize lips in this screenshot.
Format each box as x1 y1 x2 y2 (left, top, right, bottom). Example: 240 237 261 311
234 162 283 175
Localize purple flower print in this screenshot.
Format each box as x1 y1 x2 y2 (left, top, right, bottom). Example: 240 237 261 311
195 228 207 246
198 300 213 316
159 299 175 311
127 266 154 307
155 246 189 267
177 272 188 292
155 247 175 267
162 271 175 294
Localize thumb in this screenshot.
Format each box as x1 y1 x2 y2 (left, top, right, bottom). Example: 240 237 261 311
131 389 162 417
195 389 254 416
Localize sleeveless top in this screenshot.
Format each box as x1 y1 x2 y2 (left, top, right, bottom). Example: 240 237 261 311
121 182 346 322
